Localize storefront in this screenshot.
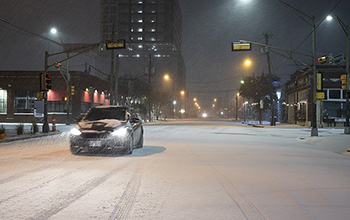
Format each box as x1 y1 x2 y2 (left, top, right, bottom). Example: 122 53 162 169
0 71 110 123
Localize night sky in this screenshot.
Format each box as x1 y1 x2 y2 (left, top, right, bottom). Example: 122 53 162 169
1 0 350 110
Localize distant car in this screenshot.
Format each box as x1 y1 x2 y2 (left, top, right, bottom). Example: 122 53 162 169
69 106 143 155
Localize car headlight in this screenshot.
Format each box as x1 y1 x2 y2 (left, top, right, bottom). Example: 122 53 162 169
112 127 129 137
70 128 82 136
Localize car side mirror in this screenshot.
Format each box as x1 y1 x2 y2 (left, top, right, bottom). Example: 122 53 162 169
131 118 140 123
75 116 83 122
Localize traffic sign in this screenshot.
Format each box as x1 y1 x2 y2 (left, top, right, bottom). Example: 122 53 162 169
329 53 344 65
106 39 126 50
231 42 252 51
316 91 325 100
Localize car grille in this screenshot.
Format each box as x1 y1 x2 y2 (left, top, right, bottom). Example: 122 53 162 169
81 132 110 139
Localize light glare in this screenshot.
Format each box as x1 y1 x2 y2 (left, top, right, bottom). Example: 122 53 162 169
326 15 333 21
50 28 57 35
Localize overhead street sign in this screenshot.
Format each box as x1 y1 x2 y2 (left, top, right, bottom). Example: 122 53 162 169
329 53 344 65
231 42 252 51
106 39 126 50
63 43 100 53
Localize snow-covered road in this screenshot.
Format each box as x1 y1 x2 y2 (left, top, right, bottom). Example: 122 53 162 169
0 120 349 220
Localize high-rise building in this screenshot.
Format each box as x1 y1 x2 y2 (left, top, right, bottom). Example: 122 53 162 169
100 0 186 98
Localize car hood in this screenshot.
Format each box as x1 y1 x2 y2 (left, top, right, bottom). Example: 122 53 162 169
78 119 126 132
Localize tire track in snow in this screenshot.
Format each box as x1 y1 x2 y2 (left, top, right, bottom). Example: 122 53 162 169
109 160 144 220
0 149 72 185
193 151 269 220
216 173 269 220
0 163 59 185
29 161 132 220
0 162 95 204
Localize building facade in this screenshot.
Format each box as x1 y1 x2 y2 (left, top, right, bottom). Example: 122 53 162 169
100 0 186 116
0 71 111 124
285 65 348 127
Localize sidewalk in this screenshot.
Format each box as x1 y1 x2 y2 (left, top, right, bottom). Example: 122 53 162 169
0 123 74 143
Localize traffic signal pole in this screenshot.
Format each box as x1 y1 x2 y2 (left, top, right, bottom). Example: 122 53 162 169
343 22 350 134
42 44 100 133
43 51 50 133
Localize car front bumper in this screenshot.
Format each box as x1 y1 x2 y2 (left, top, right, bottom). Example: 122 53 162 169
70 133 129 152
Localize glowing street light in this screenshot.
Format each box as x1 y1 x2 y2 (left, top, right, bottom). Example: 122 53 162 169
50 28 57 35
50 27 71 125
180 90 185 96
244 58 252 67
326 15 333 21
163 74 170 81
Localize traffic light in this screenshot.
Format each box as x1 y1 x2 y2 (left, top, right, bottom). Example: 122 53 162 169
40 72 46 91
341 74 347 90
71 85 75 96
317 56 327 64
45 73 52 90
54 61 61 68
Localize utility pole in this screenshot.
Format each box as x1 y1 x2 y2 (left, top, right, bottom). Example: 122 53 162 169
43 51 50 133
336 16 350 134
264 32 275 126
66 52 70 125
148 54 152 122
110 23 116 105
235 91 238 121
311 16 318 136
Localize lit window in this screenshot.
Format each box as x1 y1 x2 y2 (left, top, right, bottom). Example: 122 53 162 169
151 29 156 32
137 37 143 41
151 38 156 41
138 44 143 48
0 89 7 114
138 10 143 14
138 20 143 23
138 28 143 32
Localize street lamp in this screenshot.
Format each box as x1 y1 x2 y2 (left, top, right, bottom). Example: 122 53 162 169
236 92 240 121
275 0 318 136
163 74 170 81
244 58 252 67
50 27 71 125
163 73 175 118
50 28 57 35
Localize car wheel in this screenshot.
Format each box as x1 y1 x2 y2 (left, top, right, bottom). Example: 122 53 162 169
70 144 81 155
125 137 133 155
137 134 144 148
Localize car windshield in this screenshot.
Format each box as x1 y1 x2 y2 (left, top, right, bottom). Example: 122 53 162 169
83 108 126 121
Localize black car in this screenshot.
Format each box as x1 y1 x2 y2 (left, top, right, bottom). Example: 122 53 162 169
69 106 143 155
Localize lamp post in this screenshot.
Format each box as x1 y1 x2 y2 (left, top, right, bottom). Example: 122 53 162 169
335 16 350 134
163 73 175 118
275 0 318 136
180 90 185 118
50 27 71 125
235 92 239 121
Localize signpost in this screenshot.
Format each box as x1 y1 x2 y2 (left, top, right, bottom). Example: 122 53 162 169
106 39 126 50
329 53 344 65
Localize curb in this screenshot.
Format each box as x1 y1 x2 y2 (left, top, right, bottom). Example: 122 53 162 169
0 132 62 144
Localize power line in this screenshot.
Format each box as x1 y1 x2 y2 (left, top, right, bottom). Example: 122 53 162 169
0 17 62 46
